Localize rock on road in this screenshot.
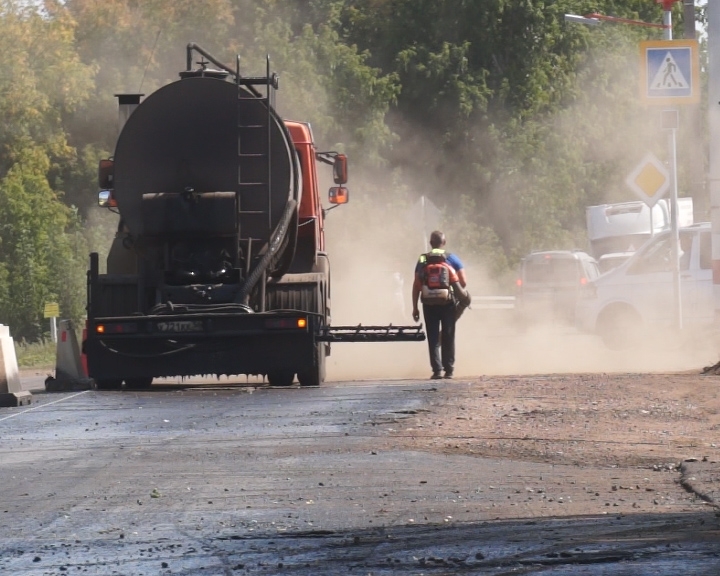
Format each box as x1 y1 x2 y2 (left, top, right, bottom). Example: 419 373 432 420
1 375 720 575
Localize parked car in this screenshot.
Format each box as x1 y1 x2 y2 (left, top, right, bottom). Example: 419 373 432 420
515 250 600 326
575 222 712 349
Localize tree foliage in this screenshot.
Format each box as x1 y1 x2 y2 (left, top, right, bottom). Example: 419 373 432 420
0 2 94 339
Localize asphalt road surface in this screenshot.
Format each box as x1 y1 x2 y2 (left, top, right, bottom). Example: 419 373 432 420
2 379 720 575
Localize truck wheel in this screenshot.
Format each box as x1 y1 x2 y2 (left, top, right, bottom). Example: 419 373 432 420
94 379 123 390
297 343 326 387
125 377 153 389
267 371 294 387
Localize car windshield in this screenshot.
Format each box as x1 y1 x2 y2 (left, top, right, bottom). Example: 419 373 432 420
628 231 696 274
524 258 579 283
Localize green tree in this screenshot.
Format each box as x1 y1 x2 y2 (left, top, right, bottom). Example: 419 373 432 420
330 0 687 266
0 1 95 339
0 146 87 340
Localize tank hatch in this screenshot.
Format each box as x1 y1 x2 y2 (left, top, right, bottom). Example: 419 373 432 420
179 66 229 80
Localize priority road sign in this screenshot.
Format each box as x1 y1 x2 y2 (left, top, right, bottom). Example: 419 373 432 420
639 40 699 105
625 153 670 207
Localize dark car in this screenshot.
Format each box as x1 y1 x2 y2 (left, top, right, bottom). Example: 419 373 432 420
515 250 600 326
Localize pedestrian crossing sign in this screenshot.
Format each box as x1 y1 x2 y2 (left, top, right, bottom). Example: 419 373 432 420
640 40 699 105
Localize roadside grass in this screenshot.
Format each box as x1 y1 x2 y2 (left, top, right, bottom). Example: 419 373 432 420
15 340 56 370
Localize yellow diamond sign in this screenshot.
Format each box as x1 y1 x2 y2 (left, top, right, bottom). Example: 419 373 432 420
625 153 670 207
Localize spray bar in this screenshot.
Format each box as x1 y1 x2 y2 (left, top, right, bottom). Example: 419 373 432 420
318 325 425 343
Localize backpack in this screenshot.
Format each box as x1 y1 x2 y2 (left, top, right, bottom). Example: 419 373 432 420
419 252 456 305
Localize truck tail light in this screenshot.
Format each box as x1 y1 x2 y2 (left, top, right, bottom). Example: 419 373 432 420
264 317 308 330
95 322 138 334
579 282 597 299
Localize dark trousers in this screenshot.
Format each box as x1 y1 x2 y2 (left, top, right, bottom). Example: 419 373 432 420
423 303 456 374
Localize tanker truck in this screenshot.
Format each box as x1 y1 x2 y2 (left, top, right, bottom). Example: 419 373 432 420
85 44 423 390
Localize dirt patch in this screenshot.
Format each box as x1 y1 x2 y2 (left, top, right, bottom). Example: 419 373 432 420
400 372 720 469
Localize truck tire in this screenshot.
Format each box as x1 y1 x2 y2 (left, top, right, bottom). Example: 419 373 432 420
94 379 123 390
125 377 153 389
298 257 329 387
267 268 329 387
297 343 326 387
267 371 294 387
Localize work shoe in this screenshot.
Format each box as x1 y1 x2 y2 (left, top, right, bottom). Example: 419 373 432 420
431 372 442 380
443 372 453 379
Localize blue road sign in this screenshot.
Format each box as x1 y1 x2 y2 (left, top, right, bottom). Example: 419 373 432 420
640 40 699 105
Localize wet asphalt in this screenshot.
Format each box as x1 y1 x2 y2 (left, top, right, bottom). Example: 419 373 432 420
1 379 720 575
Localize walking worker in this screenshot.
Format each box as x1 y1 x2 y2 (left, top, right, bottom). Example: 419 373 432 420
411 231 468 379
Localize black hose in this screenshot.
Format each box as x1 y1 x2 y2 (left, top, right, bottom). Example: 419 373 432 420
187 43 236 77
238 198 298 305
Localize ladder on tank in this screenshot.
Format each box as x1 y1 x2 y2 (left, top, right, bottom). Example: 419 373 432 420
183 44 280 275
235 56 280 266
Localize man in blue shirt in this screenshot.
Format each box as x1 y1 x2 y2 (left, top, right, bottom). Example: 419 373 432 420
412 231 467 379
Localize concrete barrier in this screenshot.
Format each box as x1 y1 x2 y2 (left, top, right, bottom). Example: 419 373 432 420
0 325 32 407
45 320 94 392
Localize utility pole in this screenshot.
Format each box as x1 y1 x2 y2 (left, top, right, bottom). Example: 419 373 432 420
682 0 704 227
709 1 720 325
683 0 696 40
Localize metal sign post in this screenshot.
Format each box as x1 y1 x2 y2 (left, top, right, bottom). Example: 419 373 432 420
664 110 682 330
638 28 699 332
44 302 59 343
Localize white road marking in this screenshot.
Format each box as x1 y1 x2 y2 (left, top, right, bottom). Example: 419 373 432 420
0 390 91 422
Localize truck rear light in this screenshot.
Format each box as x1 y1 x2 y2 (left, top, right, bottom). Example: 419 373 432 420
264 317 308 330
580 277 588 285
95 322 138 334
579 283 597 299
516 278 523 287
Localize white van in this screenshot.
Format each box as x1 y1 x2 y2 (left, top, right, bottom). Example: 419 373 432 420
575 222 712 349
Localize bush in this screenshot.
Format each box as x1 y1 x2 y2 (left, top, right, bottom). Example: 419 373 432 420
15 339 56 369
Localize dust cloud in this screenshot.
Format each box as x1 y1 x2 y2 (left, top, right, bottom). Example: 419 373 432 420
327 302 720 382
323 194 718 380
321 179 717 382
326 37 720 380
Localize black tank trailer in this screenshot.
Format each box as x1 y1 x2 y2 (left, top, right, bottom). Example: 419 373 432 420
85 44 423 389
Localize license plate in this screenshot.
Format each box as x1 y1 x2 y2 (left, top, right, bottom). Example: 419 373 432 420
156 320 204 333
